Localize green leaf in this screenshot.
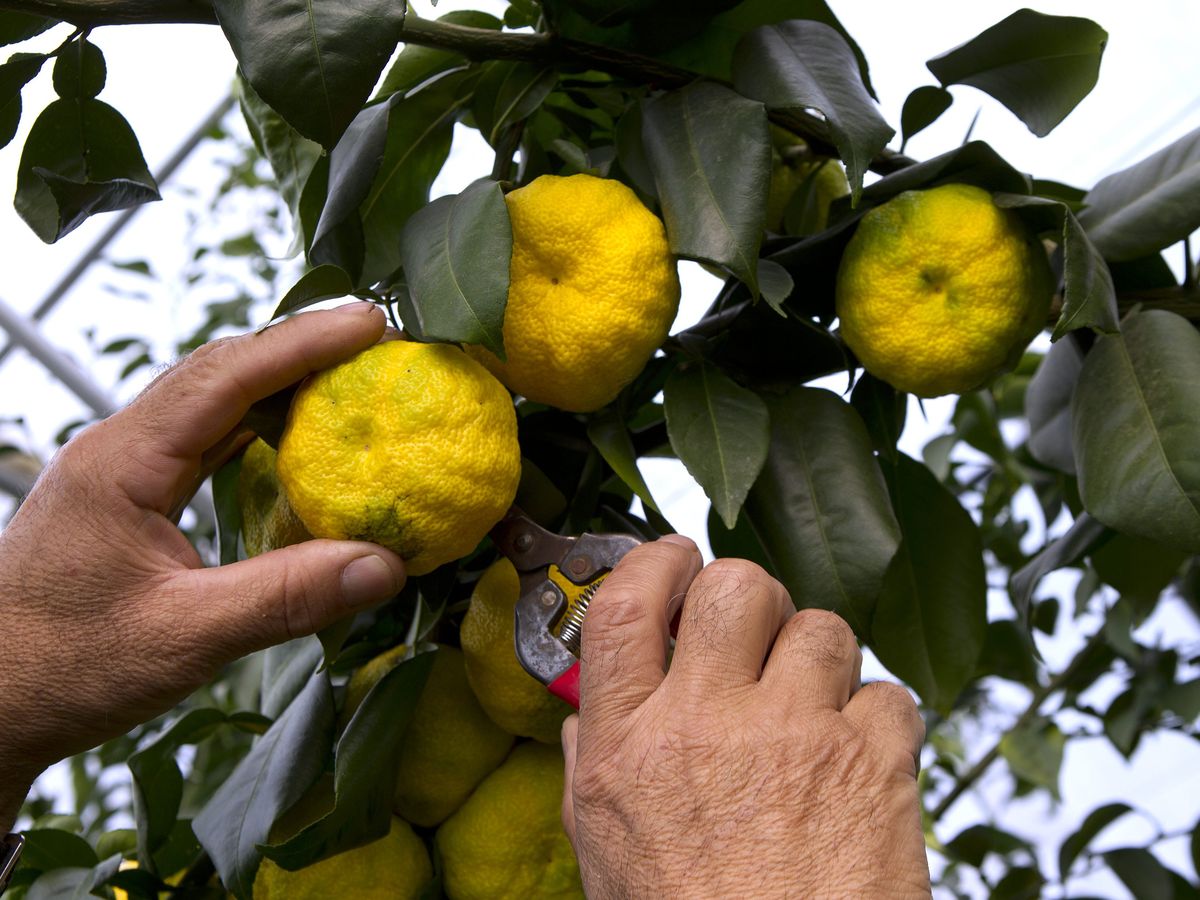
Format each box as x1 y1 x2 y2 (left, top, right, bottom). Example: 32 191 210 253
732 20 894 203
398 178 512 356
993 193 1119 339
1104 848 1173 900
663 362 770 529
261 637 325 719
472 60 557 146
194 671 333 899
211 0 406 150
1009 513 1107 624
260 650 434 870
1058 803 1133 879
944 824 1032 867
1092 532 1187 605
1164 678 1200 720
25 856 121 900
15 98 159 243
0 11 55 46
212 454 243 567
976 619 1039 685
374 10 500 101
857 140 1030 208
1024 338 1084 474
267 265 356 322
743 388 899 636
899 85 952 151
642 82 769 297
1073 310 1200 553
1078 125 1200 262
237 74 322 254
755 258 793 312
850 373 905 462
872 454 986 713
706 504 772 570
587 408 660 515
18 830 99 871
0 52 46 150
926 10 1107 137
1000 717 1065 799
990 866 1046 899
51 37 103 99
359 75 467 285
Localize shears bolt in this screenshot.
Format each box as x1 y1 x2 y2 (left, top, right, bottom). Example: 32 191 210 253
514 533 534 552
569 556 590 577
541 590 558 607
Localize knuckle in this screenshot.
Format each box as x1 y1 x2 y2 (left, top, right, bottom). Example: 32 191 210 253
586 585 649 635
698 556 771 588
778 609 857 669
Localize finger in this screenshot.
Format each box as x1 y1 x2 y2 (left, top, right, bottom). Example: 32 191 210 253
579 535 702 723
560 714 579 846
759 608 861 709
668 558 794 689
843 681 925 775
171 539 405 660
113 303 386 513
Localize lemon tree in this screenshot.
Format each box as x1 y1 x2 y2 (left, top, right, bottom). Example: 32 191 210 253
6 2 1200 899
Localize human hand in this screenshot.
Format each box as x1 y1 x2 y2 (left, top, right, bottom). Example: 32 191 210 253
0 304 407 830
561 539 931 898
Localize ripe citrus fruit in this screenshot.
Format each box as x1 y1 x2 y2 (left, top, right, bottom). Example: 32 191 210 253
277 340 521 575
343 644 514 827
835 183 1053 397
238 438 311 556
437 742 583 900
461 558 573 743
253 816 431 900
466 173 680 413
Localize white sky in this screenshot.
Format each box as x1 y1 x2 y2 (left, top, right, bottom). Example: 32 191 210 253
1 1 1198 896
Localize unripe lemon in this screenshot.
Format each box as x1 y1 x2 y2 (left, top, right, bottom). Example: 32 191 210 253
466 173 680 413
437 742 583 900
836 183 1053 397
277 340 521 575
461 558 573 743
237 438 311 556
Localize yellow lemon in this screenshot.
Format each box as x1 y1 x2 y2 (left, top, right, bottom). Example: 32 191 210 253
437 742 583 900
461 558 573 743
237 438 311 557
466 173 680 412
277 340 521 575
836 183 1053 397
253 816 431 900
343 644 515 827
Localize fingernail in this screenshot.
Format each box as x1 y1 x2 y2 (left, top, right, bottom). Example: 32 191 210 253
333 301 378 316
341 554 403 606
660 533 698 552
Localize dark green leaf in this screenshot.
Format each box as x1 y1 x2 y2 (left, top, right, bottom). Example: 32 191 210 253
472 60 557 146
976 619 1039 685
15 98 159 243
51 37 103 99
1092 532 1187 604
18 830 98 871
1024 338 1084 474
237 75 322 252
755 258 793 311
1191 817 1199 879
641 81 770 297
851 373 905 462
1104 848 1173 900
743 388 899 636
857 140 1030 209
211 0 406 149
706 504 772 570
990 866 1045 900
25 856 121 900
1000 717 1065 799
194 671 333 899
944 824 1032 867
614 101 655 197
926 10 1107 137
1058 803 1133 879
899 85 952 151
267 265 356 322
398 178 511 356
0 52 46 149
1164 678 1200 720
664 362 770 529
1078 125 1200 262
732 20 893 202
0 11 55 46
1009 513 1107 624
260 650 434 870
212 454 243 567
261 637 324 719
374 10 499 100
994 193 1119 338
587 408 660 515
873 454 986 713
1073 310 1200 553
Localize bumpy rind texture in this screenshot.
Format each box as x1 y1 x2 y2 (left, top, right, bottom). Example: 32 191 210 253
466 173 680 413
835 183 1053 398
461 558 573 743
437 742 584 900
254 817 431 900
238 438 312 557
277 341 521 575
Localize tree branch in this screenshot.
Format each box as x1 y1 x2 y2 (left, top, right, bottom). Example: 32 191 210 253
0 0 915 175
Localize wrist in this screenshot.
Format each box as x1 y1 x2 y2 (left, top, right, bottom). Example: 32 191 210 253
0 776 31 833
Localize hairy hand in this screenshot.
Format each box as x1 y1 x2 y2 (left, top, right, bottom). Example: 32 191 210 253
561 539 931 899
0 304 406 829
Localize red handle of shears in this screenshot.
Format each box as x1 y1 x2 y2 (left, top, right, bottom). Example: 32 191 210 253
548 661 582 708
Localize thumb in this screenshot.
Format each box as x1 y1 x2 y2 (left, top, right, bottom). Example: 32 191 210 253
561 714 579 846
174 540 406 658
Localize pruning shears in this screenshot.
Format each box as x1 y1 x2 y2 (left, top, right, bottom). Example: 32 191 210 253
490 508 643 708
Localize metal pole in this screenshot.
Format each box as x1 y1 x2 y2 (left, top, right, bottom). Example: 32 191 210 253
0 93 237 368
